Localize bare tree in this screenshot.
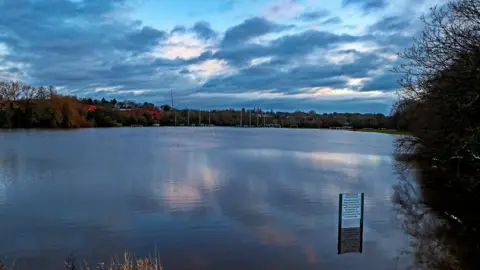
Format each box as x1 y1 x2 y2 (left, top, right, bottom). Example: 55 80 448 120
2 81 22 102
0 82 7 100
393 0 480 162
47 85 56 99
36 86 48 99
394 0 480 96
392 3 480 268
21 84 37 103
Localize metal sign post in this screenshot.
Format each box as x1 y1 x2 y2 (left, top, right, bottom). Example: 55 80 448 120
338 193 364 254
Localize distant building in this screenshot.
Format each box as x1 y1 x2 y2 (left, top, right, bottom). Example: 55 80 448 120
116 101 139 109
83 105 102 111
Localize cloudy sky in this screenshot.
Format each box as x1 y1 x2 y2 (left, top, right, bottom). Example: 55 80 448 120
0 0 445 113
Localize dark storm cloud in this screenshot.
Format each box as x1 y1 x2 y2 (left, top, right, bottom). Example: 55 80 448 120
273 30 357 56
202 66 349 93
0 0 421 112
361 72 402 92
0 0 127 20
296 10 330 22
120 26 167 52
370 34 415 53
125 84 393 113
342 0 388 12
37 50 211 89
0 0 124 47
213 43 271 66
204 50 389 93
5 67 21 74
214 30 359 66
361 13 419 53
0 0 188 88
222 17 294 46
368 16 412 33
191 21 218 40
322 17 343 25
171 25 187 34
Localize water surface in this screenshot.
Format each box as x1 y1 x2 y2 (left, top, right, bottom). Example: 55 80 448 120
0 128 410 269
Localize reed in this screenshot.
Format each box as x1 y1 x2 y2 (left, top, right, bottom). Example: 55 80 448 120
1 252 163 270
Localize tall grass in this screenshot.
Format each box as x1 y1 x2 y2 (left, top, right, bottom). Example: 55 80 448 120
1 252 162 270
67 252 163 270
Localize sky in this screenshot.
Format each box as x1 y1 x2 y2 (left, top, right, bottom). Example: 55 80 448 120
0 0 446 113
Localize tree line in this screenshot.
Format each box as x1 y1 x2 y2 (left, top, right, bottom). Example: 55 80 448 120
0 81 401 129
392 0 479 166
0 81 88 128
391 0 480 269
153 109 394 129
0 81 156 128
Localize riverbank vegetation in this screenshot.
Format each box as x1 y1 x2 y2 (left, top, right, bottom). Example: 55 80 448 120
393 0 480 165
0 81 406 130
392 0 480 269
66 252 162 270
0 252 162 270
357 129 410 135
0 82 160 128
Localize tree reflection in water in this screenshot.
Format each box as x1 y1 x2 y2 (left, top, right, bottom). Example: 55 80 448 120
393 153 480 270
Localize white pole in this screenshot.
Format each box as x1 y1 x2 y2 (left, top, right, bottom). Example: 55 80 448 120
240 110 243 126
171 89 176 126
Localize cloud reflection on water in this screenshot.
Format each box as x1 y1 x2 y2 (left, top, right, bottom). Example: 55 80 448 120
0 128 405 270
160 182 202 211
254 225 296 246
232 148 394 208
225 147 404 265
150 150 222 212
235 148 391 165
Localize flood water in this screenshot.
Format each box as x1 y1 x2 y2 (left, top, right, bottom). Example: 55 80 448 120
0 128 411 270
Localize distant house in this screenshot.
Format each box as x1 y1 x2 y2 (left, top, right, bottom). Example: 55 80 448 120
83 105 102 111
117 101 139 109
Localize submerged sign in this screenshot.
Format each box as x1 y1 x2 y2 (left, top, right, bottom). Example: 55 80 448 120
338 193 364 254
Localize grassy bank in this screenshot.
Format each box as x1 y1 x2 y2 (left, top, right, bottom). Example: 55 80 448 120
357 129 411 135
0 252 162 270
